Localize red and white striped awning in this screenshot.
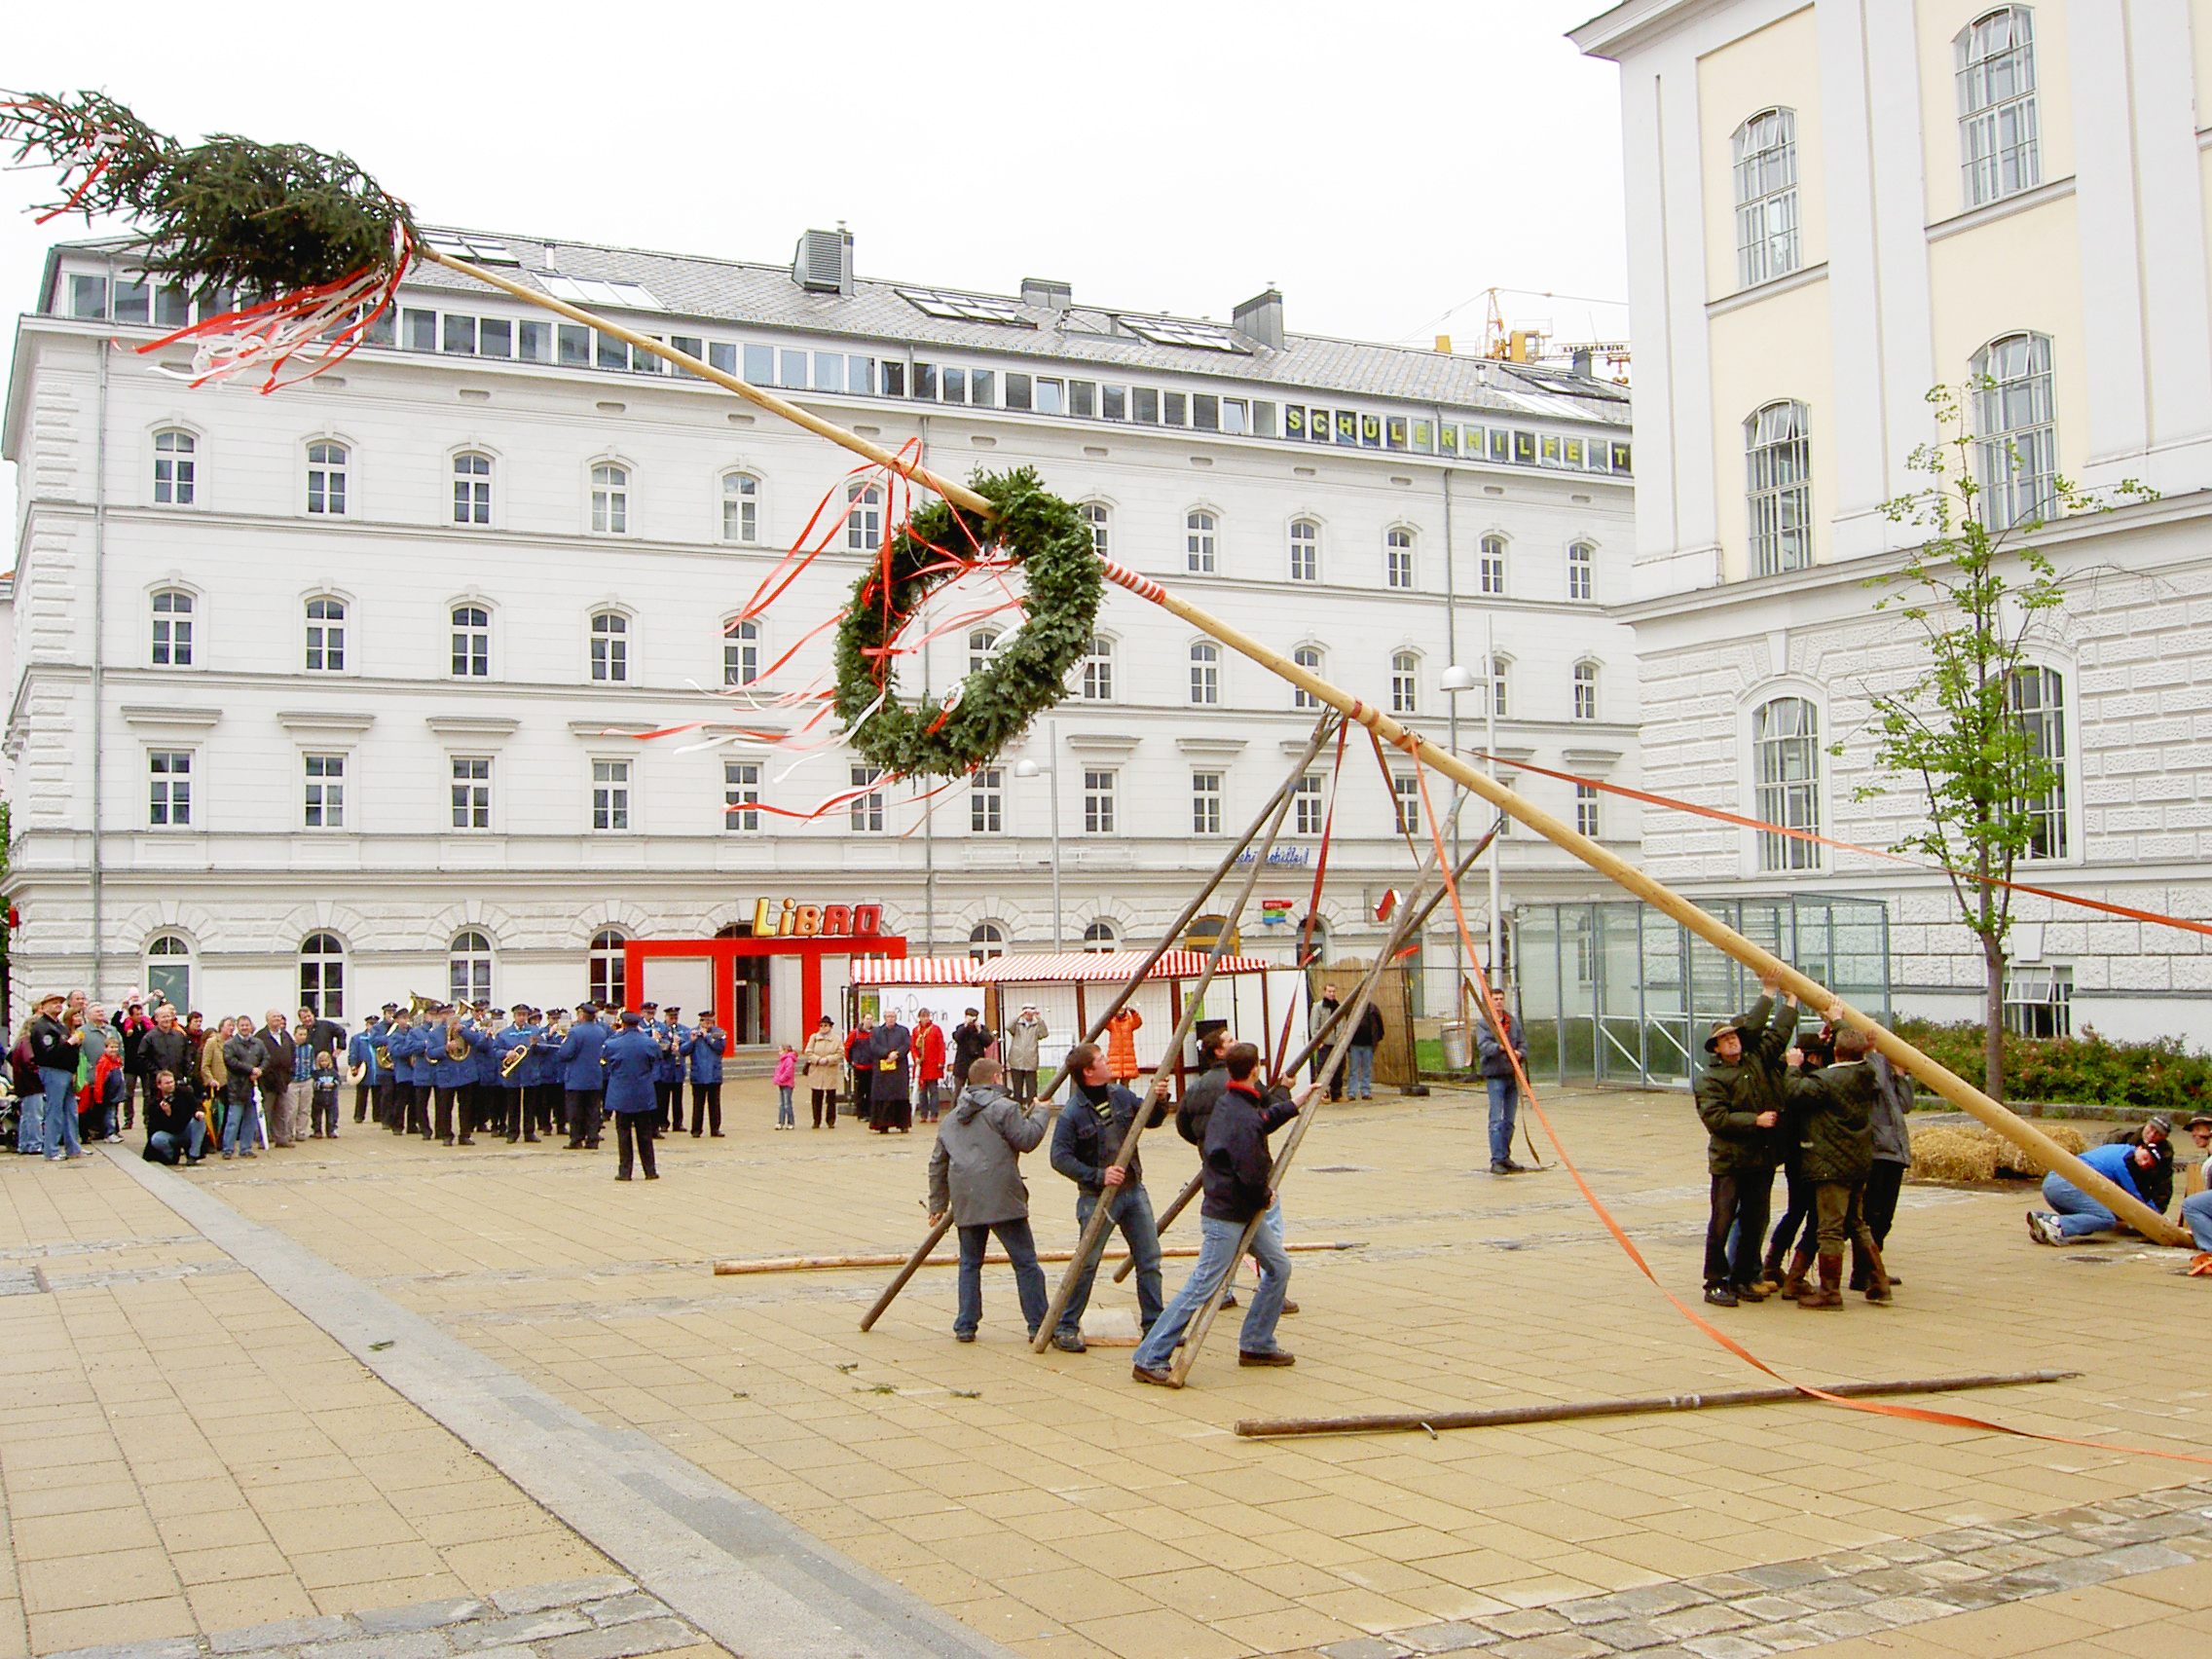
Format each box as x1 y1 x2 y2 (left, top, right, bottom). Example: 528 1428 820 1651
850 950 1275 987
848 957 984 986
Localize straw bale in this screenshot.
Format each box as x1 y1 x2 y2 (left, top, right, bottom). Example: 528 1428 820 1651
1910 1124 2000 1183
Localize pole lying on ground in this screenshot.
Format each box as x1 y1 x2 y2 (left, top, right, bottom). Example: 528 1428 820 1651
1233 1369 2080 1439
424 251 2179 1248
716 1240 1361 1275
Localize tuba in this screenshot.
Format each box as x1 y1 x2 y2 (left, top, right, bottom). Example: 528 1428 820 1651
445 1018 471 1062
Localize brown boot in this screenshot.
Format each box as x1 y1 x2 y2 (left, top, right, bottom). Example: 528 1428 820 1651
1861 1242 1892 1303
1798 1253 1844 1309
1779 1247 1815 1301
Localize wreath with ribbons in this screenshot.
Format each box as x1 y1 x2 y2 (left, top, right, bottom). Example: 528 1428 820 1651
832 467 1100 781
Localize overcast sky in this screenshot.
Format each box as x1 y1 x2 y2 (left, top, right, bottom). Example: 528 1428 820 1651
1 1 1628 534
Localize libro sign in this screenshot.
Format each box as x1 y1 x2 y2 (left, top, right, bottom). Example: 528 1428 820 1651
750 898 885 939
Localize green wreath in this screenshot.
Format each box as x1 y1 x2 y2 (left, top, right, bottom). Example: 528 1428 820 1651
833 467 1100 780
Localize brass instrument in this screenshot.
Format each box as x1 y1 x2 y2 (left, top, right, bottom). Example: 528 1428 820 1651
374 1040 393 1070
407 990 442 1016
499 1041 530 1079
445 1017 471 1062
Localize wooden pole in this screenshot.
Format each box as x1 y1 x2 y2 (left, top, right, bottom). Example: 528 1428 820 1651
716 1240 1361 1275
1234 1369 2079 1439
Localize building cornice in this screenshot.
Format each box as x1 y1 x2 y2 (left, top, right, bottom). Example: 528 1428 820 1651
424 715 522 738
276 710 376 734
1925 175 2078 245
1570 0 1737 60
1706 262 1827 319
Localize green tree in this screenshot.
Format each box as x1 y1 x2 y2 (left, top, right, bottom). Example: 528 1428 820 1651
1862 383 2150 1100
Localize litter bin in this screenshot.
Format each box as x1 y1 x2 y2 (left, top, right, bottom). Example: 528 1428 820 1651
1439 1021 1472 1071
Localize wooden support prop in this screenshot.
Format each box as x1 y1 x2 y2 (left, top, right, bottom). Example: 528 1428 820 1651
717 1240 1361 1275
1235 1369 2080 1439
423 251 2177 1249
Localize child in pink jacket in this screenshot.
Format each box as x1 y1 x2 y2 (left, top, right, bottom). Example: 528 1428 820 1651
773 1045 798 1129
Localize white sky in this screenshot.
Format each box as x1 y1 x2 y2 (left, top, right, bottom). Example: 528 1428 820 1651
1 0 1628 535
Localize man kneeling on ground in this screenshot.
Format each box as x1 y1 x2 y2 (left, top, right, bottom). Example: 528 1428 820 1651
2026 1124 2171 1246
927 1058 1050 1343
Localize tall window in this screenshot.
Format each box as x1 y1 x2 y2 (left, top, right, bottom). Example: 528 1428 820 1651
846 482 882 550
1081 501 1110 557
1746 400 1812 575
303 754 345 829
1186 510 1217 573
1190 642 1220 705
449 931 493 1008
591 463 630 535
1732 108 1800 288
1392 774 1420 835
153 429 196 505
592 759 632 830
2003 964 2072 1037
1567 540 1595 602
1293 774 1324 836
453 453 492 526
451 606 490 677
451 756 491 829
1479 535 1507 597
1384 528 1416 590
1972 332 2056 529
1391 650 1419 715
1191 771 1223 834
589 929 627 1008
151 589 195 667
1958 7 2040 207
1083 920 1119 952
299 933 346 1017
149 751 192 827
720 471 758 542
1292 646 1322 711
1288 519 1319 582
723 759 760 830
968 923 1008 964
1572 661 1599 721
850 764 884 832
305 598 346 672
307 441 349 515
968 628 1001 679
1575 782 1601 839
2008 665 2068 861
591 611 629 682
1084 768 1117 834
971 766 1003 833
146 934 192 1013
1752 697 1822 871
724 619 759 686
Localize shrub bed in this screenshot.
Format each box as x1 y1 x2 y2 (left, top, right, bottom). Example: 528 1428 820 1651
1894 1018 2212 1112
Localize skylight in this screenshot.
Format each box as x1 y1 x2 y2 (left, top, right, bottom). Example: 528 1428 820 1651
1119 315 1248 352
897 286 1034 326
420 232 521 266
536 274 661 310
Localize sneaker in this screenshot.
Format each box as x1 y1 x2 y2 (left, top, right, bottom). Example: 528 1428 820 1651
223 1151 236 1161
105 1133 123 1144
1238 1349 1295 1367
1704 1284 1739 1307
239 1151 257 1160
1052 1330 1088 1353
1131 1363 1176 1386
2026 1210 2063 1247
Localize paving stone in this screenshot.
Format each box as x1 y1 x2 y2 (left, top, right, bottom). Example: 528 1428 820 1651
2029 1552 2130 1588
1735 1563 1828 1592
1680 1574 1760 1601
44 1641 201 1659
1808 1552 1885 1577
1318 1641 1411 1659
1799 1607 1882 1641
1550 1599 1618 1627
1647 1605 1751 1641
1862 1596 1954 1627
211 1616 357 1654
1577 1621 1669 1651
1728 1596 1802 1624
2036 1533 2102 1559
1482 1609 1567 1639
1985 1517 2058 1540
1846 1567 1927 1597
1398 1623 1497 1653
1751 1626 1825 1653
487 1578 635 1616
1489 1638 1604 1659
355 1603 489 1636
1601 1586 1707 1619
1787 1579 1876 1611
447 1611 594 1651
2167 1533 2212 1559
579 1594 669 1629
534 1622 699 1659
2102 1542 2195 1574
1676 1637 1767 1659
301 1634 449 1659
1910 1560 1988 1586
1864 1539 1941 1566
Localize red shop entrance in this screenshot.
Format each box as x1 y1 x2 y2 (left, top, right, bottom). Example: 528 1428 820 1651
623 933 908 1047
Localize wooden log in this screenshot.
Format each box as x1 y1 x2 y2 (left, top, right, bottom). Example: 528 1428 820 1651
719 1240 1360 1275
1235 1369 2080 1439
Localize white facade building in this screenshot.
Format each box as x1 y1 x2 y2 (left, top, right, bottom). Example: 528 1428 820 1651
1575 0 2212 1041
2 225 1636 1042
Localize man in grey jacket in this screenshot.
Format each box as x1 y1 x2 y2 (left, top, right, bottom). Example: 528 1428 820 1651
927 1059 1050 1342
1003 1006 1049 1106
1854 1051 1914 1294
1474 980 1530 1175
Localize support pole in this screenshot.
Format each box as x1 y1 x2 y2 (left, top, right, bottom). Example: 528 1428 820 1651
716 1240 1361 1275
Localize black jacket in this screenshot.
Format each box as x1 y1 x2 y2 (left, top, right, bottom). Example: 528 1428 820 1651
140 1025 192 1087
1349 1006 1384 1049
27 1014 73 1074
1051 1079 1164 1192
950 1021 996 1072
1200 1081 1299 1224
257 1028 298 1090
1693 996 1798 1176
1175 1059 1229 1146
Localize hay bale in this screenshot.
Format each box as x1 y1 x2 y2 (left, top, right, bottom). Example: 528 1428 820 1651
1992 1122 2084 1177
1911 1124 2000 1183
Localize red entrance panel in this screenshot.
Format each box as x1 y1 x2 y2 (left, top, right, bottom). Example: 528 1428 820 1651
622 936 908 1041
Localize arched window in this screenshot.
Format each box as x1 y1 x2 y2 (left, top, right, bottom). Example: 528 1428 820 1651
589 928 627 1009
151 588 195 667
299 932 346 1018
1384 527 1416 590
1082 920 1118 953
1479 534 1507 597
591 610 629 682
449 931 494 1007
306 440 349 516
145 933 192 1014
846 481 882 550
453 452 492 526
451 605 490 678
1288 519 1319 582
2007 665 2069 861
1572 660 1600 721
1079 635 1114 702
724 618 759 686
1567 540 1595 601
1297 913 1329 966
1972 332 2056 528
591 462 629 535
1957 7 2040 206
1186 509 1217 573
968 627 1001 680
1746 400 1812 575
1732 108 1800 288
305 597 346 672
1190 642 1220 706
1488 654 1511 719
1185 913 1241 954
1081 501 1110 557
968 922 1007 964
153 428 196 505
720 471 759 543
1751 697 1822 871
1390 650 1419 715
1292 645 1322 711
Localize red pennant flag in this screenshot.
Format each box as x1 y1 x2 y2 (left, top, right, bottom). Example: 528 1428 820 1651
1374 888 1400 922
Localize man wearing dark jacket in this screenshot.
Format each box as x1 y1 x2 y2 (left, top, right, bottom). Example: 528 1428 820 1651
927 1059 1050 1342
256 1011 300 1148
865 1014 913 1134
138 1006 192 1118
1345 1001 1384 1100
1049 1043 1168 1352
27 991 80 1161
1693 978 1796 1307
1855 1051 1914 1292
1782 1017 1888 1309
950 1009 995 1094
1132 1043 1300 1382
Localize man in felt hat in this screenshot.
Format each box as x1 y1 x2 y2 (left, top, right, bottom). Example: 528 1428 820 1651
1693 977 1797 1306
2179 1114 2212 1272
25 990 81 1159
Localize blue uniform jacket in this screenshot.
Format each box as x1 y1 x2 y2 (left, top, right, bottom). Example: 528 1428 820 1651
603 1028 661 1114
494 1024 531 1088
390 1024 430 1086
556 1019 610 1091
685 1026 727 1086
348 1025 386 1087
654 1022 688 1085
456 1022 495 1087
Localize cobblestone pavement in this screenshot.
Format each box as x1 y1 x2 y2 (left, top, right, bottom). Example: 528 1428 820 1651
13 1085 2211 1657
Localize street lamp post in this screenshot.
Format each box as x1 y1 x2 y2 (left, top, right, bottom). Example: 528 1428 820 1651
1014 719 1063 951
1440 662 1477 1020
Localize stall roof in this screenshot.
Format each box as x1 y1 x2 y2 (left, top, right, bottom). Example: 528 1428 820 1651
851 950 1276 986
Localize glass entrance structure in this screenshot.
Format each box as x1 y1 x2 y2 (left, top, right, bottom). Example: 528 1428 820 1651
1515 894 1890 1090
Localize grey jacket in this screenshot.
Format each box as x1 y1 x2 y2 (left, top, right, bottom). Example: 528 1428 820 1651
927 1083 1048 1228
1866 1052 1914 1166
221 1033 269 1105
1474 1010 1527 1081
1004 1014 1049 1071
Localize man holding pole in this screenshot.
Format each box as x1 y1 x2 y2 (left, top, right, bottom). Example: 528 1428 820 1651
927 1058 1050 1343
1474 977 1530 1175
1694 977 1795 1307
1048 1044 1168 1352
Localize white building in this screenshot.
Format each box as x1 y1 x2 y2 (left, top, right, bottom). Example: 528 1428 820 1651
1574 0 2212 1041
2 224 1637 1042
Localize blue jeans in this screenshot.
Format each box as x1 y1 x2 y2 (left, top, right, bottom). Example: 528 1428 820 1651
1346 1046 1375 1098
955 1218 1048 1338
776 1086 794 1125
1132 1212 1292 1368
186 1117 207 1160
38 1068 78 1159
2185 1190 2212 1251
1059 1183 1163 1336
222 1093 262 1155
2041 1172 2119 1238
1486 1076 1520 1164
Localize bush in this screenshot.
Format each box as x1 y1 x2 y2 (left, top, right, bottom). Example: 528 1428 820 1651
1893 1018 2212 1111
